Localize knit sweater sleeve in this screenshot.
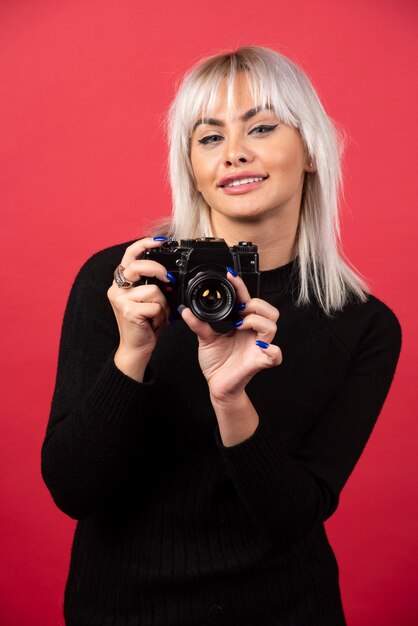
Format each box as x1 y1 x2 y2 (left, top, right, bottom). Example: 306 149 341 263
214 300 402 547
41 247 157 520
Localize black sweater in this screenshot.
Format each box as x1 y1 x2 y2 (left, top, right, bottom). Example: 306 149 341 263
41 241 402 626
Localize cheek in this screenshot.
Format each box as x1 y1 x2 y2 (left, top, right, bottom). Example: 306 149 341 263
191 155 216 192
190 155 202 191
269 148 305 181
190 148 204 177
266 130 306 175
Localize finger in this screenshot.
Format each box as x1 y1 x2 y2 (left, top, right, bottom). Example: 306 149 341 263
225 267 252 305
177 306 218 342
120 236 169 268
117 301 167 330
240 298 280 323
110 283 171 318
225 269 280 323
116 259 174 285
254 341 283 367
234 313 278 344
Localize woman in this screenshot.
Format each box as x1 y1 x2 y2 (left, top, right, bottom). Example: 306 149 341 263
41 46 402 625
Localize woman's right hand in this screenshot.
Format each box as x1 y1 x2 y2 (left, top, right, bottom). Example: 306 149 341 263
107 236 173 381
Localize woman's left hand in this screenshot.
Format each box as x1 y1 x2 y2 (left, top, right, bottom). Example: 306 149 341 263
178 269 282 402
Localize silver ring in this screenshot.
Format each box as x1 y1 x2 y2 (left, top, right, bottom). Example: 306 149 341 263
114 265 134 289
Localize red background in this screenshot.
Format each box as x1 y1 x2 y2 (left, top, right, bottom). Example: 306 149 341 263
1 1 417 624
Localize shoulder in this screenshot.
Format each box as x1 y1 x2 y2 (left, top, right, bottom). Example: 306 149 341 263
73 239 138 286
319 293 402 359
63 240 138 318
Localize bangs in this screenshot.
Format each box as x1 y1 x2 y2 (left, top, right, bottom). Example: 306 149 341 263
176 51 300 144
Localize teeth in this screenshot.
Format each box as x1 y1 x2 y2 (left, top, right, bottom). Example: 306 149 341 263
224 177 264 187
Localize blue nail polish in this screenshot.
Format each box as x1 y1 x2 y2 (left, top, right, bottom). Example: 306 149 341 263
226 266 238 277
255 340 269 349
234 302 246 311
232 318 243 328
177 304 186 315
166 272 176 283
153 236 168 241
168 313 176 327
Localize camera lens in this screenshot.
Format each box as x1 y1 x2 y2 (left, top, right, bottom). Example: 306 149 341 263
186 272 236 321
199 285 222 309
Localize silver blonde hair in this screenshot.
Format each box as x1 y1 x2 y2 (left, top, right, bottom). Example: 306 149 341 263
148 45 369 316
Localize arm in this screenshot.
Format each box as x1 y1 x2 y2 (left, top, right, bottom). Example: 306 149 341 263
210 391 259 447
41 249 157 520
212 305 402 547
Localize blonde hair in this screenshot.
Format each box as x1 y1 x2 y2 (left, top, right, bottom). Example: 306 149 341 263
147 45 369 316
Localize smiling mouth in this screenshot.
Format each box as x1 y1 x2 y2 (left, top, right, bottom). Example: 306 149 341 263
219 176 268 188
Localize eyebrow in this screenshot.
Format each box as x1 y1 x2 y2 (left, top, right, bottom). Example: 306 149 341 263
192 104 274 133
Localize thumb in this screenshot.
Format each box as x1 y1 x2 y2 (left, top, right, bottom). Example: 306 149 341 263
177 305 216 341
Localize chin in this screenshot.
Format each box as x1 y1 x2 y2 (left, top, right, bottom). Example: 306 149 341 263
220 210 267 223
227 202 272 214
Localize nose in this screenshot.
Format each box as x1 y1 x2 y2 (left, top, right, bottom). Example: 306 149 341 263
223 133 254 167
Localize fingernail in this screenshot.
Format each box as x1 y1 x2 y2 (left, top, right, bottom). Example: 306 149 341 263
255 340 269 349
167 313 176 327
226 266 238 277
153 236 168 241
177 304 186 315
232 318 243 328
234 302 246 311
166 272 176 283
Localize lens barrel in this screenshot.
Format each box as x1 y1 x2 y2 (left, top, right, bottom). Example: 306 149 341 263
186 271 236 321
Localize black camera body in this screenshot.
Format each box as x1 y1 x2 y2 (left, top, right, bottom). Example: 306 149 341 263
137 237 260 331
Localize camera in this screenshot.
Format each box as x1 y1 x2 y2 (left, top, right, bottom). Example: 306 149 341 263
136 237 260 331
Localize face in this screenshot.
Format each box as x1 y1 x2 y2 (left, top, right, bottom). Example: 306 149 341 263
190 72 312 226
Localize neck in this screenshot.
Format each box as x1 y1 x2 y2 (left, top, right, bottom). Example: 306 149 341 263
210 205 300 271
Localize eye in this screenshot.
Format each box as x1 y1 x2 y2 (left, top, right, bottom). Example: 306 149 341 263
250 124 279 134
197 135 223 145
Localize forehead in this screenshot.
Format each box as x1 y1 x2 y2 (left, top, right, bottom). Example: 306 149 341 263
208 74 256 111
196 72 261 119
185 69 298 136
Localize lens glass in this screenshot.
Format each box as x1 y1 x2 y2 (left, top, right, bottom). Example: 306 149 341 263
187 273 235 321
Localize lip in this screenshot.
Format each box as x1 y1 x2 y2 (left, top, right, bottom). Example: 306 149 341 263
221 179 267 195
217 171 268 187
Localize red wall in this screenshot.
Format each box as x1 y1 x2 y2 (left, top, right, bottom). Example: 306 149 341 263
1 0 417 624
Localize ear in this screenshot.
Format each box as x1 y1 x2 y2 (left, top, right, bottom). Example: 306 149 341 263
304 157 316 173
